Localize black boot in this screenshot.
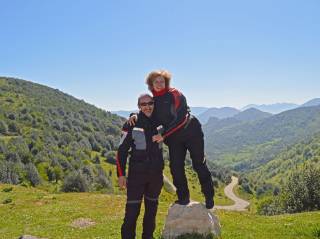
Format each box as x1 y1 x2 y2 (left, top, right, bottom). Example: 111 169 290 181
205 196 214 209
174 198 190 206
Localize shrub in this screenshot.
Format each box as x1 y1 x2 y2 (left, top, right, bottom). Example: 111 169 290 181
283 164 320 213
61 171 89 192
8 122 19 133
25 163 41 186
2 187 13 192
95 166 112 191
105 151 117 165
0 161 22 184
257 196 285 216
2 198 13 204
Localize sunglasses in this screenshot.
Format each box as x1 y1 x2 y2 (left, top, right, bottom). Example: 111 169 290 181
139 101 154 107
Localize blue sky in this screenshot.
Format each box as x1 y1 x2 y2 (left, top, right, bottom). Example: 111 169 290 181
1 0 320 110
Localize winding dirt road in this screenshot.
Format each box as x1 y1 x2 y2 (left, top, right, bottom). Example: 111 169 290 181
214 176 250 211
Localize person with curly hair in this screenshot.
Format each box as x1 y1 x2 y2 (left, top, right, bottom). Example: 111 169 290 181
129 70 214 209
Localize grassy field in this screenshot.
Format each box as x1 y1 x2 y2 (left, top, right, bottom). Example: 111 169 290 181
1 183 320 239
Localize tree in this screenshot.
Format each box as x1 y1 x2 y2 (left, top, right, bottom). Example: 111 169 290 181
53 166 63 183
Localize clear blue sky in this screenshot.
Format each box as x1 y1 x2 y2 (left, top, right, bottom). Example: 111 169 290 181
1 0 320 110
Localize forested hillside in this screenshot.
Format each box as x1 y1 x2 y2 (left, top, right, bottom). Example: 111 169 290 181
243 132 320 194
204 105 320 171
0 77 124 191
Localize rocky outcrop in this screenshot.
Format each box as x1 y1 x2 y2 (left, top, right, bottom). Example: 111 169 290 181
162 201 221 239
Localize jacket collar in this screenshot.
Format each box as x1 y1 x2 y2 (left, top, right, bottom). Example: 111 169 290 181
138 111 152 121
152 87 169 97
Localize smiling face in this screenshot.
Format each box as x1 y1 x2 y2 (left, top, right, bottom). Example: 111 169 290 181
152 76 166 92
138 95 154 117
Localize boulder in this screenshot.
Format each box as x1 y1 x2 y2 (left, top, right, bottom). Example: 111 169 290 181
162 201 221 239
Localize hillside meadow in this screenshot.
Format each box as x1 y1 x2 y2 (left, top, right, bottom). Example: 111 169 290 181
1 182 320 239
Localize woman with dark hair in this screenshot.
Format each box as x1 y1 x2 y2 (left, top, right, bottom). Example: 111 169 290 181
130 70 214 209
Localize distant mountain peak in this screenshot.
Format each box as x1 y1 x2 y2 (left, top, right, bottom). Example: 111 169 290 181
300 98 320 107
233 107 272 122
198 107 240 124
241 103 298 114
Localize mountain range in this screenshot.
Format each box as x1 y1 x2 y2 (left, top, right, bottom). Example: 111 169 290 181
112 99 320 124
203 105 320 173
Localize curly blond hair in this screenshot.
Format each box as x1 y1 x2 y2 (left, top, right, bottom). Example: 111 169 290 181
145 70 171 91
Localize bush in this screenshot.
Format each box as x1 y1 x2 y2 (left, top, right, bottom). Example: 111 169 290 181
92 155 100 164
2 198 13 204
8 122 19 133
61 171 89 192
25 163 41 186
105 151 117 165
95 166 112 191
241 183 252 194
283 164 320 213
81 165 94 184
0 161 22 184
257 196 285 216
7 113 16 120
2 187 13 192
259 163 320 215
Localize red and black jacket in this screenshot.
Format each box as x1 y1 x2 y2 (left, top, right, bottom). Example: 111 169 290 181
116 112 164 177
152 87 189 139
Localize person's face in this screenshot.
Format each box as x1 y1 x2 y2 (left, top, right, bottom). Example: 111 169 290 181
152 76 166 92
138 96 154 117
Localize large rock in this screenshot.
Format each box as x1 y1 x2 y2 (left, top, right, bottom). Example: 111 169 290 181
162 201 221 239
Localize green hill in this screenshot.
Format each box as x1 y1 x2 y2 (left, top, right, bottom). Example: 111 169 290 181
204 105 320 171
245 132 320 191
0 77 124 191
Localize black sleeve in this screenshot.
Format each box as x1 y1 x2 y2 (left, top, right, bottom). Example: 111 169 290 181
162 89 188 138
116 123 133 177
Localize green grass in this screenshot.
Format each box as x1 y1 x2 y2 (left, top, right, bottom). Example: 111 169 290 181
217 210 320 239
1 184 320 239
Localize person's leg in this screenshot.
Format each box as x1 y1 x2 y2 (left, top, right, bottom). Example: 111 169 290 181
142 172 163 239
168 141 190 204
121 172 145 239
185 118 214 208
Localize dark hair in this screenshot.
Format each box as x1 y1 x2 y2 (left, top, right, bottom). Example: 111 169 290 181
137 93 153 106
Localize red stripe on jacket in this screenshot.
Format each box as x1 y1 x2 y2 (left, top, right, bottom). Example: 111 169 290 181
163 114 188 138
116 152 123 177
